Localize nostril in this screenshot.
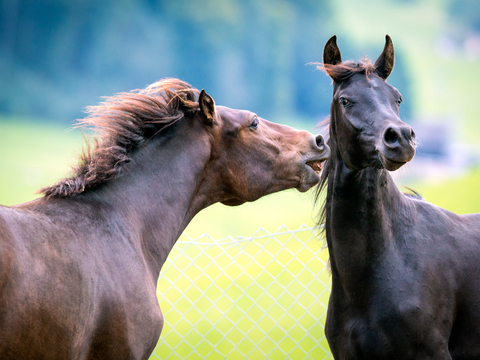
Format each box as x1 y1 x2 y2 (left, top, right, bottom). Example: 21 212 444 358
384 127 399 145
410 128 416 140
315 135 325 148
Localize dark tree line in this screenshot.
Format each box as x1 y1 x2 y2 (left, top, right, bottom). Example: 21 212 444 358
0 0 413 125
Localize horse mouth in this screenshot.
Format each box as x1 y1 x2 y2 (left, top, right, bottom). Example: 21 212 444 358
383 156 407 171
306 160 323 174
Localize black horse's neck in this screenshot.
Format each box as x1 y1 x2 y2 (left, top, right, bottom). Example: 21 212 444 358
325 148 408 298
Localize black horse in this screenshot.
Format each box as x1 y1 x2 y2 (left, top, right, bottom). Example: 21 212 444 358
317 35 480 359
0 78 329 359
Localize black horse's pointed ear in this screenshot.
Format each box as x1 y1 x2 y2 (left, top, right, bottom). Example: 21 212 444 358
323 35 342 66
199 89 216 125
374 35 395 80
323 35 342 79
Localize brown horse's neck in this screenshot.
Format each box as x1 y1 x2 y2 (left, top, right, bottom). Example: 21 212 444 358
325 157 408 297
86 119 215 281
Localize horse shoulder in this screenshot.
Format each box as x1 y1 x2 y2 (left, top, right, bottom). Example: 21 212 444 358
0 202 162 359
397 199 473 296
398 197 480 356
408 198 480 253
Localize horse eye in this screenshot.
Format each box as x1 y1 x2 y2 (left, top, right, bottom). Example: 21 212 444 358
339 97 350 106
250 116 259 129
397 97 403 105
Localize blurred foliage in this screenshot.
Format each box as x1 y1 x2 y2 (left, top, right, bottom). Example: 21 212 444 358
0 0 413 126
2 0 480 211
449 0 480 32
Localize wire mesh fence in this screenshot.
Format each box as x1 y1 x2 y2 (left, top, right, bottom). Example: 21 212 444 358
151 224 333 359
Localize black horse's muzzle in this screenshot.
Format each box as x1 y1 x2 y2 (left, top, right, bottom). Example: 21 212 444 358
377 123 416 170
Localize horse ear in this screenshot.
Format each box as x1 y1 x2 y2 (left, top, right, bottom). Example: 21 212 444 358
323 35 342 66
199 89 216 125
374 35 395 80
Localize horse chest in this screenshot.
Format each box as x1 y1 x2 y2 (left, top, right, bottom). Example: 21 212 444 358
79 262 163 359
326 282 453 360
84 293 163 360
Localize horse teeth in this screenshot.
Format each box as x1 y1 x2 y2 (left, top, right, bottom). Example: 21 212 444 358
307 161 322 174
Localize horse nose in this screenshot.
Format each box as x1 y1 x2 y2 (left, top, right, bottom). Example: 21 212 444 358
383 125 415 149
315 134 326 150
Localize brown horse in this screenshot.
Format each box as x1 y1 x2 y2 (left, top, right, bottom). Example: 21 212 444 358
318 35 480 359
0 78 329 360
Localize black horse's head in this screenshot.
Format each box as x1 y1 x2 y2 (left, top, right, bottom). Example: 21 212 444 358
322 35 416 171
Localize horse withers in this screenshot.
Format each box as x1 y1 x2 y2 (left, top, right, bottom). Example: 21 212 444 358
0 79 329 360
317 36 480 359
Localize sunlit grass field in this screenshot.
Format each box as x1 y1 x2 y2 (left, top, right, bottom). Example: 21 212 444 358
1 117 480 359
153 226 332 359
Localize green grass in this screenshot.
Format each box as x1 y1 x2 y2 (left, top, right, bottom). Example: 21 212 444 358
406 168 480 214
0 116 83 205
154 228 332 359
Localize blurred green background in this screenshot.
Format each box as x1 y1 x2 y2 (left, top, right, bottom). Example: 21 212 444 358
2 0 480 230
2 0 480 358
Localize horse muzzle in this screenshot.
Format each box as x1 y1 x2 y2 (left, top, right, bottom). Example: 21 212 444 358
297 134 330 191
377 124 416 171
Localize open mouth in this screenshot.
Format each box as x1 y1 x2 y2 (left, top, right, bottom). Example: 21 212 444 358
306 160 323 174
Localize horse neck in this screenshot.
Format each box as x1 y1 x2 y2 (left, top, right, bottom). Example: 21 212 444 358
325 142 408 294
93 120 214 279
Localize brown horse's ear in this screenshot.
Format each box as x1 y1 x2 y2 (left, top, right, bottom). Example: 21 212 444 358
199 89 216 125
323 35 342 65
374 35 395 80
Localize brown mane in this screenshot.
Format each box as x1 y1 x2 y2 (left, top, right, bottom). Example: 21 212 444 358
40 78 200 199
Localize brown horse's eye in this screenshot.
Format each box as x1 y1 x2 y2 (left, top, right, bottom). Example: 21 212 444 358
339 97 350 107
250 116 259 129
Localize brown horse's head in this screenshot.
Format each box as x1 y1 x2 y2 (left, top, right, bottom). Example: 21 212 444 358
39 79 329 205
196 90 330 206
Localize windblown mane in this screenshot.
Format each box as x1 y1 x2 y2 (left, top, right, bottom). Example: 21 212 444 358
316 58 376 82
40 78 200 199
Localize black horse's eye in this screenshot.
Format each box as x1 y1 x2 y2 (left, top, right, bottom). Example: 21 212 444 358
339 97 350 107
250 116 259 129
397 96 403 106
